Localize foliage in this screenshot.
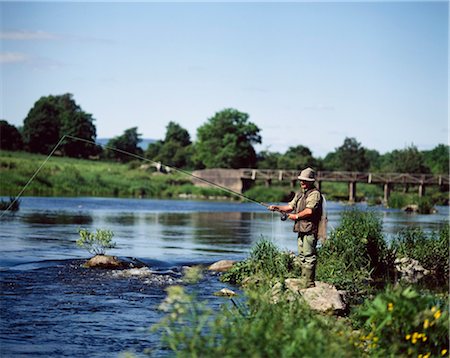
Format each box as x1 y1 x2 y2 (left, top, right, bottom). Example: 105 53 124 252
104 127 143 162
194 108 261 169
153 281 359 357
22 94 97 157
316 209 392 296
145 121 193 168
256 150 282 169
422 144 449 174
0 120 23 151
222 239 301 285
380 145 430 174
390 225 449 287
335 137 370 172
244 185 294 203
277 145 318 170
352 286 449 357
76 228 116 255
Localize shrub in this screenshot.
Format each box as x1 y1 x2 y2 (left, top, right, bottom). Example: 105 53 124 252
221 239 301 286
390 224 449 288
153 284 360 357
352 286 449 357
317 209 393 297
76 228 116 255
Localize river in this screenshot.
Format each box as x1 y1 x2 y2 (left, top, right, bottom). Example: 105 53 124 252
0 197 448 357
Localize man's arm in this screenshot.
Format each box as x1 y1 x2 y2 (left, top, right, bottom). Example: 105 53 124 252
268 204 293 213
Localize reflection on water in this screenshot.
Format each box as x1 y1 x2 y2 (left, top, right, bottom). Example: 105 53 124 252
0 197 448 357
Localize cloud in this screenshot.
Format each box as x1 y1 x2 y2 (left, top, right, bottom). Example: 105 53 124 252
0 52 28 63
0 30 60 41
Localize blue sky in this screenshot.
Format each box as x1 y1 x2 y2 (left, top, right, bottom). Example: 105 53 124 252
1 1 448 157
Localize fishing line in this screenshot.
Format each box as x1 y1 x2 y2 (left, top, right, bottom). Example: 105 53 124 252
1 134 271 218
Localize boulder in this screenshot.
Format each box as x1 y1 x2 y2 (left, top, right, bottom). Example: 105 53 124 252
395 257 430 283
83 255 129 269
208 260 236 272
297 281 347 315
271 279 347 314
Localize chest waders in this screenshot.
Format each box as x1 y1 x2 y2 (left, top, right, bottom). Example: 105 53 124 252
294 188 322 288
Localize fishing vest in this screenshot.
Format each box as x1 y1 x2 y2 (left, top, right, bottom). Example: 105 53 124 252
293 188 323 235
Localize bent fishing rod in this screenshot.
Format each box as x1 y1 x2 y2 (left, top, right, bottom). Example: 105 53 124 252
1 134 290 220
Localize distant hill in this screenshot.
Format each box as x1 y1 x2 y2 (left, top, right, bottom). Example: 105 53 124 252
96 138 156 150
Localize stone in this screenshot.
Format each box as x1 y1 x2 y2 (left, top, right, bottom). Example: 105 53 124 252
83 255 129 269
298 281 347 314
214 288 237 297
208 260 236 272
395 257 430 283
271 279 347 314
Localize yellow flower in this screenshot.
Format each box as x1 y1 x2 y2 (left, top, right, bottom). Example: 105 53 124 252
387 302 394 311
434 310 442 320
441 349 448 356
423 319 430 329
424 353 431 358
418 354 423 358
405 334 411 340
422 336 427 342
431 306 437 313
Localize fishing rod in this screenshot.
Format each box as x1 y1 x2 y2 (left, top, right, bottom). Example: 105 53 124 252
1 135 290 219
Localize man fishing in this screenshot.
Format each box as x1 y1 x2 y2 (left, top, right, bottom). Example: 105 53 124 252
268 167 322 288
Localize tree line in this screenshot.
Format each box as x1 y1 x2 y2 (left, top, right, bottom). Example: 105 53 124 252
0 93 448 174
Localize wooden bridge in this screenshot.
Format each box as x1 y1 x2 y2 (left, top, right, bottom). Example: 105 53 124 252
192 169 449 202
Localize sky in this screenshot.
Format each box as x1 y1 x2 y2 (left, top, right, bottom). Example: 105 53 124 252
0 0 448 158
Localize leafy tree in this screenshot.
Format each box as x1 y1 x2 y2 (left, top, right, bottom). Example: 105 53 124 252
277 145 317 170
333 137 370 172
22 96 61 154
257 150 282 169
22 94 97 157
146 122 193 168
104 127 143 162
423 144 449 174
381 145 430 174
0 120 23 151
194 108 261 168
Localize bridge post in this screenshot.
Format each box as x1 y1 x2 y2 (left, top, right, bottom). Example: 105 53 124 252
265 179 272 188
383 183 391 204
349 181 356 202
317 181 322 192
418 183 425 197
290 180 296 188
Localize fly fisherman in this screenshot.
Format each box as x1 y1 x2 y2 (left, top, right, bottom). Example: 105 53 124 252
268 167 322 288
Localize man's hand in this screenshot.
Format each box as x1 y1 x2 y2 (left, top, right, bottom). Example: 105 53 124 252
268 205 278 211
288 213 298 221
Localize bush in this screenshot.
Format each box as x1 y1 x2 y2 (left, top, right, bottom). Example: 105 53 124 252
76 228 116 255
317 209 393 297
153 283 360 357
352 286 449 357
221 239 301 286
390 224 449 288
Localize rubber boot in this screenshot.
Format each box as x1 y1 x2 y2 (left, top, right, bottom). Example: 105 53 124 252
303 267 316 288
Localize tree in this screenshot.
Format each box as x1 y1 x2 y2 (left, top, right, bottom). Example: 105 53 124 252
381 145 430 174
22 96 61 154
22 94 97 157
257 150 282 169
422 144 449 174
146 122 193 168
194 108 261 168
333 137 370 172
277 145 318 170
105 127 143 162
0 120 23 151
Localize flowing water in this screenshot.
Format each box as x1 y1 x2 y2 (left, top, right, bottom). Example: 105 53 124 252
1 197 448 357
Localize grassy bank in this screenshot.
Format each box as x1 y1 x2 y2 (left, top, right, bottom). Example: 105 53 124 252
1 151 447 209
0 150 231 199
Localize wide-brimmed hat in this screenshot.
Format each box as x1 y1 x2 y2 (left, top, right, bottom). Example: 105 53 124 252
298 167 316 182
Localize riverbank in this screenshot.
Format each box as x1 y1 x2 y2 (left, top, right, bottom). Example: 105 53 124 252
1 150 448 208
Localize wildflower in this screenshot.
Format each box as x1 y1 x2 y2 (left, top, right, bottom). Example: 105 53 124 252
441 349 448 356
423 353 431 358
431 306 437 313
387 302 394 311
423 319 429 329
434 310 442 320
422 336 427 342
405 334 411 340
